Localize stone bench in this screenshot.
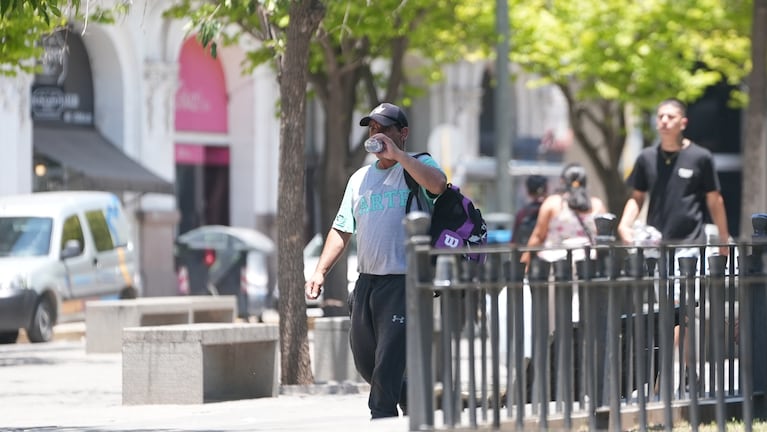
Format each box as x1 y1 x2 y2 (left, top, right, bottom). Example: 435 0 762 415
122 322 279 405
313 317 362 383
85 296 237 353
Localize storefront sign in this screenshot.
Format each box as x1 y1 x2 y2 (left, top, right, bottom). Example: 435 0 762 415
31 29 94 126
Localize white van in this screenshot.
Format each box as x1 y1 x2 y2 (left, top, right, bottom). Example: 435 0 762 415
0 191 139 343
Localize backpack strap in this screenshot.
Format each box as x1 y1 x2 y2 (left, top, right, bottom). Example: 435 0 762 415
574 212 595 245
403 152 431 213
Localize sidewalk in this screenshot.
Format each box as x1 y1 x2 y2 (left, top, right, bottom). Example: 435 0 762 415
0 325 408 432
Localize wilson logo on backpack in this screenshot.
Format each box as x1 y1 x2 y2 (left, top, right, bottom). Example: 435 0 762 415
404 153 487 263
441 233 461 249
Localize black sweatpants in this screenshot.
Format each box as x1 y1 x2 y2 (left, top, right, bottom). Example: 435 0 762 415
348 273 407 418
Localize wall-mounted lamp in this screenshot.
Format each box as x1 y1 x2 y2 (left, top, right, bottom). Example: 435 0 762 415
34 163 47 177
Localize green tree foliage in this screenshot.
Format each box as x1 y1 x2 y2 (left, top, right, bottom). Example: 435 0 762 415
0 1 73 75
508 0 752 214
0 0 128 76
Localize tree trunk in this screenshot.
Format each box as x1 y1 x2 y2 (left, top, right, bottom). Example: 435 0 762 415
741 0 767 236
277 0 324 386
566 97 631 220
601 168 631 221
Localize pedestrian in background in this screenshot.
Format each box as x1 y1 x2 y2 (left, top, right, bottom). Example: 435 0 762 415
305 102 447 419
617 97 730 391
511 174 548 246
516 163 606 402
617 97 730 256
522 163 607 265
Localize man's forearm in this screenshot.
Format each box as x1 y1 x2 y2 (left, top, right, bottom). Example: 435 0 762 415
618 198 641 241
314 229 350 275
707 193 730 241
399 156 447 195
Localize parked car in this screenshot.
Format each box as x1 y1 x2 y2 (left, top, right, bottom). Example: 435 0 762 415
175 225 275 320
303 233 358 310
0 191 139 344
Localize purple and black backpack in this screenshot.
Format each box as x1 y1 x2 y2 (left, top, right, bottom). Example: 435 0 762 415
404 153 488 263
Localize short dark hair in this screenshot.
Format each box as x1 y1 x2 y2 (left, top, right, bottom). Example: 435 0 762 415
658 98 687 116
525 175 547 196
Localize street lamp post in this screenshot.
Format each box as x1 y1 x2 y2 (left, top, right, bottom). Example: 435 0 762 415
495 0 514 218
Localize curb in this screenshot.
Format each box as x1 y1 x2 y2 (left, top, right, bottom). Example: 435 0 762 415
281 382 370 396
16 321 86 344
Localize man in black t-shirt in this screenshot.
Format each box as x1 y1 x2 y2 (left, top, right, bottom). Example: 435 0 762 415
617 98 731 391
617 98 730 256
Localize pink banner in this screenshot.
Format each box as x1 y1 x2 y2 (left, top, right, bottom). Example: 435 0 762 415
175 37 228 133
175 143 230 166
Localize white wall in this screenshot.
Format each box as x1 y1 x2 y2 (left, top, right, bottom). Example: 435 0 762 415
0 75 33 195
249 64 281 223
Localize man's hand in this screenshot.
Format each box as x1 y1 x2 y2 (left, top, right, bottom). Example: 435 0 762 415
371 132 405 161
305 272 325 300
617 224 634 245
305 228 350 300
618 192 644 245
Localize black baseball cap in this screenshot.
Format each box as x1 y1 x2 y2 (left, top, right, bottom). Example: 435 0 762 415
359 103 409 128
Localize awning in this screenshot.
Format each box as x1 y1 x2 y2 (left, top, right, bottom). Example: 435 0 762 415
33 126 174 194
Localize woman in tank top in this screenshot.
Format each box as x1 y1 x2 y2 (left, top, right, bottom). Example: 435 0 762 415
521 163 607 264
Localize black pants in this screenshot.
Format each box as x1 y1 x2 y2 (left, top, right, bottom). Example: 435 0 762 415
349 274 407 418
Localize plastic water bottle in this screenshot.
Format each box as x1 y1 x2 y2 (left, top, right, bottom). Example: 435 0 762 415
364 138 384 153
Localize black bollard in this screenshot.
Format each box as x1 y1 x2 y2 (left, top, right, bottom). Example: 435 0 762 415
753 213 767 236
746 213 767 421
595 213 618 242
594 214 618 279
435 254 460 427
588 214 619 429
677 256 699 424
707 254 728 427
644 256 659 404
528 255 551 422
624 249 645 279
508 257 528 427
553 256 574 425
405 211 435 431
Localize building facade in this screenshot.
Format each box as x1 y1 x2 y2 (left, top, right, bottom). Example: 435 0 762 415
0 1 571 298
0 1 280 296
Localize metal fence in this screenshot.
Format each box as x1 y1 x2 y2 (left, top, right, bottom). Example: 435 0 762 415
405 212 767 431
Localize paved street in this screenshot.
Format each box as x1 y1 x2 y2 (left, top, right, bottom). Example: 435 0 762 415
0 327 408 432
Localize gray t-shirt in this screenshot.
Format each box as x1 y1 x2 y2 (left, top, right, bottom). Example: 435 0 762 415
333 155 441 275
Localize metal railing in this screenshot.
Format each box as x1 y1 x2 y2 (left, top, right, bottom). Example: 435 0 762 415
405 212 767 431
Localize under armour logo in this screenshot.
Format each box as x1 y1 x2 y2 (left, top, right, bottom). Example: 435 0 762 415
392 315 405 324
